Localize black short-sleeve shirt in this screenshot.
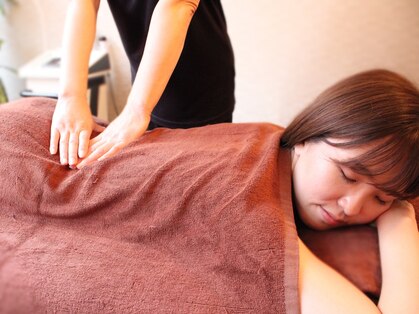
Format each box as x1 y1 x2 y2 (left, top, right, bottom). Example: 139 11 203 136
107 0 235 127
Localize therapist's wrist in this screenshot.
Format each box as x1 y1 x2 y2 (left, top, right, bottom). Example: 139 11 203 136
58 89 88 102
125 97 154 118
121 101 152 124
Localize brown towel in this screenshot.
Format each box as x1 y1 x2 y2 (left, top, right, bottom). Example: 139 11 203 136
0 98 299 313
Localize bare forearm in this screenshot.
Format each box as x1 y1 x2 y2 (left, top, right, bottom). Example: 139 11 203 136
125 0 200 116
377 202 419 313
59 0 100 99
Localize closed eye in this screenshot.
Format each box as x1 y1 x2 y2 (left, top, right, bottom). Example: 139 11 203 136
340 168 356 184
375 196 393 206
375 196 387 205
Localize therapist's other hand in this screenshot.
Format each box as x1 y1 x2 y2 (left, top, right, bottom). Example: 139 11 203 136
76 109 150 169
50 96 105 168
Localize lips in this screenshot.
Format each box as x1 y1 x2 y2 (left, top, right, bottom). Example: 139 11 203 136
319 206 344 226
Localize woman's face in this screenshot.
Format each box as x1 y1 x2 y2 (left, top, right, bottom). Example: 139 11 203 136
291 139 396 230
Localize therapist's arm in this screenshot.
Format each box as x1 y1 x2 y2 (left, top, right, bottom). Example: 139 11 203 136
77 0 200 169
50 0 104 167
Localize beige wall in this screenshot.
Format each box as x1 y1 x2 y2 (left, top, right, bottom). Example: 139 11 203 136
1 0 419 125
224 0 419 125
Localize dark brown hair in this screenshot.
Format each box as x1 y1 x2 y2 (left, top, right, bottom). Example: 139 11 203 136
281 69 419 199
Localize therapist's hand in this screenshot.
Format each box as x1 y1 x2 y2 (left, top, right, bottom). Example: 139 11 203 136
76 108 150 169
50 96 105 168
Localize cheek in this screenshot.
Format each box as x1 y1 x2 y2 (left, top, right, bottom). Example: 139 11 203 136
360 201 392 222
297 159 342 202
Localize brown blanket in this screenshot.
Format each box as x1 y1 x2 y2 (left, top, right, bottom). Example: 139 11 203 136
0 98 299 313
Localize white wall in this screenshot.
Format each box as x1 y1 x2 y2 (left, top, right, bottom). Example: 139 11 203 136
1 0 419 126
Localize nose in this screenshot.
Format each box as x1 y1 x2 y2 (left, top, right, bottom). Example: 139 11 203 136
337 193 364 217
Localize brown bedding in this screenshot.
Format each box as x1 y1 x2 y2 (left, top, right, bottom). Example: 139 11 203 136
0 98 299 313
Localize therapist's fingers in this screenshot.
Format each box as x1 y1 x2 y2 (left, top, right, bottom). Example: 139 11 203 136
50 128 60 155
89 131 103 145
59 131 70 165
78 129 92 159
85 124 106 152
97 144 124 161
76 143 109 169
68 132 79 167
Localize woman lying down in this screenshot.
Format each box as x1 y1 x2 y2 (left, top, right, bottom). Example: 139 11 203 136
0 69 417 313
281 70 418 313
